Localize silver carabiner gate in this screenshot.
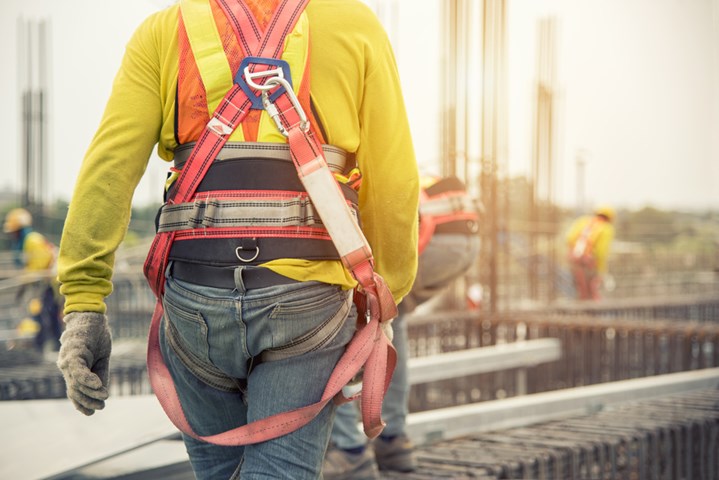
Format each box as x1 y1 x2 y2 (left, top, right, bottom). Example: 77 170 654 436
260 77 309 137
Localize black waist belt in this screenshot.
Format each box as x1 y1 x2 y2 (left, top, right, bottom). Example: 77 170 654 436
171 261 298 289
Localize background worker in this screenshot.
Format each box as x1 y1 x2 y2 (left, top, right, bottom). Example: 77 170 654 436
3 208 61 352
55 0 418 478
566 205 616 301
324 175 481 479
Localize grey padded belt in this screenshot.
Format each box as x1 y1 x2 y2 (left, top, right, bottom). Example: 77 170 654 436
174 141 352 174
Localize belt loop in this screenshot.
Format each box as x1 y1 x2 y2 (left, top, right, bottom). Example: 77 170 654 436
234 265 246 293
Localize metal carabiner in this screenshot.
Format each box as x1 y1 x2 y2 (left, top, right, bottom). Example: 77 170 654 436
237 57 294 110
243 65 286 92
260 76 310 137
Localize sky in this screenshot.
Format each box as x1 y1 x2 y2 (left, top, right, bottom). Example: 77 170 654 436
0 0 717 211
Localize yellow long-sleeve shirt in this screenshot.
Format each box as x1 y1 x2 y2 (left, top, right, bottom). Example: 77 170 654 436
22 231 56 272
58 0 419 315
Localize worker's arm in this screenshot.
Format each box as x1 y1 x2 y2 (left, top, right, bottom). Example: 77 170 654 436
55 10 178 417
308 2 419 304
57 13 170 314
593 223 615 273
355 24 419 304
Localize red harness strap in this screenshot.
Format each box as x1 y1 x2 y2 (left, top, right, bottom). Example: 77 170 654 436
144 0 395 446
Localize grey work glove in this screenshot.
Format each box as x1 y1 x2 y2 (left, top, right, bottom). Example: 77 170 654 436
57 312 112 415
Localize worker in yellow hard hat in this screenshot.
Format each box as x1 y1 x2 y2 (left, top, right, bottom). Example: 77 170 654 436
4 208 55 270
565 205 616 300
4 208 62 350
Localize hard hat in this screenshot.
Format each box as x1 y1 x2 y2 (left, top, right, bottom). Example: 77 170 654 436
594 205 615 222
3 208 33 233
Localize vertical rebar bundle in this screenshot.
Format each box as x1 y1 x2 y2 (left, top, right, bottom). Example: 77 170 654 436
17 18 50 221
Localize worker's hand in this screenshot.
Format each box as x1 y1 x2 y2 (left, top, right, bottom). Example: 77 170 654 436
603 273 616 292
57 312 112 416
380 318 394 343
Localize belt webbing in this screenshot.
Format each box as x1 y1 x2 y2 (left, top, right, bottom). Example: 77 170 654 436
143 0 394 447
174 141 351 173
157 193 325 233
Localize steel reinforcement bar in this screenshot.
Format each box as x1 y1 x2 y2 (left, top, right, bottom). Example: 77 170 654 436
396 384 719 480
407 310 719 411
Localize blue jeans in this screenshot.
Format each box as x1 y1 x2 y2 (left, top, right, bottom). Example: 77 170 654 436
330 233 480 449
160 265 357 479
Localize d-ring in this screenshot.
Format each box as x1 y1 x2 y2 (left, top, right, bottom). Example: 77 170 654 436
235 246 260 263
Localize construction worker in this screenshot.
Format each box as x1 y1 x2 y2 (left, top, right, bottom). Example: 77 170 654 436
324 175 481 479
566 205 616 301
55 1 418 479
3 207 61 351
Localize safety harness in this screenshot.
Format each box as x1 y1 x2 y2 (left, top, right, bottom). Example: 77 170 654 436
418 176 481 255
571 217 600 262
143 0 397 446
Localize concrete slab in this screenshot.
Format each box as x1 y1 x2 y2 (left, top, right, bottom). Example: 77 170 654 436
62 440 191 480
0 395 177 480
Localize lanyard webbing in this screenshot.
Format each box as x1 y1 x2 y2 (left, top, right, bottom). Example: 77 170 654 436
285 115 398 437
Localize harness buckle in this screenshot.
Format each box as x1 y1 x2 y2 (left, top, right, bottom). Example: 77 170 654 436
236 56 294 110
